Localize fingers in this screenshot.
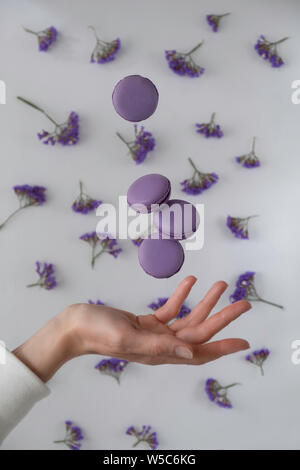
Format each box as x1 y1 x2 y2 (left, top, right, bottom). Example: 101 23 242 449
176 300 251 344
129 329 194 360
154 276 197 323
170 281 228 332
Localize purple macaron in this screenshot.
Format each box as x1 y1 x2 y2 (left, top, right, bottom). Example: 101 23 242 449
127 174 171 213
138 239 184 278
153 199 200 240
112 75 159 122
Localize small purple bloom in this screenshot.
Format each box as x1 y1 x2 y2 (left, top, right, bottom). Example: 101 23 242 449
23 26 58 51
148 297 191 320
205 378 240 408
236 137 260 168
0 184 46 230
126 425 159 450
206 13 230 32
88 299 105 305
80 231 122 268
27 261 57 290
131 237 144 247
246 348 270 376
226 215 258 240
230 271 283 309
17 97 79 146
89 26 121 63
95 358 128 383
72 181 102 214
54 421 83 450
165 42 205 77
116 125 155 164
195 112 223 138
181 158 218 195
254 35 288 68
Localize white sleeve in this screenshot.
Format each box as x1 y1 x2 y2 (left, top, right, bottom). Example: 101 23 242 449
0 345 50 444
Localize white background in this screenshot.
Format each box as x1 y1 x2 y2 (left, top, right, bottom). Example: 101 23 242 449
0 0 299 450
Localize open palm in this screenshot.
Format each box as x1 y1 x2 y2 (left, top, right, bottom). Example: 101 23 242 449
77 276 250 365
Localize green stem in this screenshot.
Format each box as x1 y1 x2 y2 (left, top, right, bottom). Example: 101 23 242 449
53 440 65 444
0 206 24 230
188 157 198 173
251 136 256 152
209 112 216 124
222 382 241 390
79 181 83 197
257 298 284 309
132 439 142 448
17 96 59 126
26 282 41 288
23 26 37 35
91 248 104 268
219 13 230 18
186 41 204 56
116 132 130 147
260 365 264 376
272 37 289 46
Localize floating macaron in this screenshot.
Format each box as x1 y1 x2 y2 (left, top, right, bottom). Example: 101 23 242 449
127 174 171 213
112 75 159 122
138 239 184 279
153 199 200 240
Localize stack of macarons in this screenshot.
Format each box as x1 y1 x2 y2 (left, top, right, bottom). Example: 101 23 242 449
127 174 200 278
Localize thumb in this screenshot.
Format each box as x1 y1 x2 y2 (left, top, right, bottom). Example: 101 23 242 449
132 331 194 360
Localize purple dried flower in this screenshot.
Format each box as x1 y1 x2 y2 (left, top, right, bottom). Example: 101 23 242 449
226 215 258 239
88 299 105 305
206 13 230 32
95 358 128 384
89 26 121 63
131 237 144 247
80 231 122 268
230 271 283 309
0 185 46 230
126 425 159 450
195 112 223 138
181 158 218 195
148 297 191 320
116 125 155 164
236 137 260 168
254 35 288 68
72 181 102 214
205 378 240 408
165 42 205 77
23 26 58 51
246 348 270 376
54 421 83 450
27 262 57 290
17 96 79 146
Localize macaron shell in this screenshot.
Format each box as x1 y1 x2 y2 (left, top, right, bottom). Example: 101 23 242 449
138 239 185 278
112 75 159 122
127 174 171 213
153 199 200 240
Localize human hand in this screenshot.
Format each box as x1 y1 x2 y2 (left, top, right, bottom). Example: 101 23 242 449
14 276 250 382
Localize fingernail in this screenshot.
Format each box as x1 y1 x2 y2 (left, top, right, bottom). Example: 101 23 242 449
175 346 193 360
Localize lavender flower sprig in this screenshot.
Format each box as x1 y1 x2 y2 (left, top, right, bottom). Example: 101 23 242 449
116 125 155 164
27 262 57 290
126 425 159 450
195 112 223 138
236 137 260 168
89 26 121 63
226 215 258 239
254 35 289 68
205 378 240 408
23 26 58 51
0 185 46 230
230 271 283 309
80 232 122 268
17 96 79 146
54 421 83 450
88 299 105 305
131 237 143 247
165 42 205 77
206 13 230 32
148 297 191 319
72 181 102 214
246 348 270 376
95 358 128 384
181 158 219 195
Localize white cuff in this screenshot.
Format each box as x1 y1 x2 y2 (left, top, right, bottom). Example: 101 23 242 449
0 346 50 444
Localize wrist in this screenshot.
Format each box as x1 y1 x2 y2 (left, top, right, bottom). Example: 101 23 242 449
13 309 78 382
